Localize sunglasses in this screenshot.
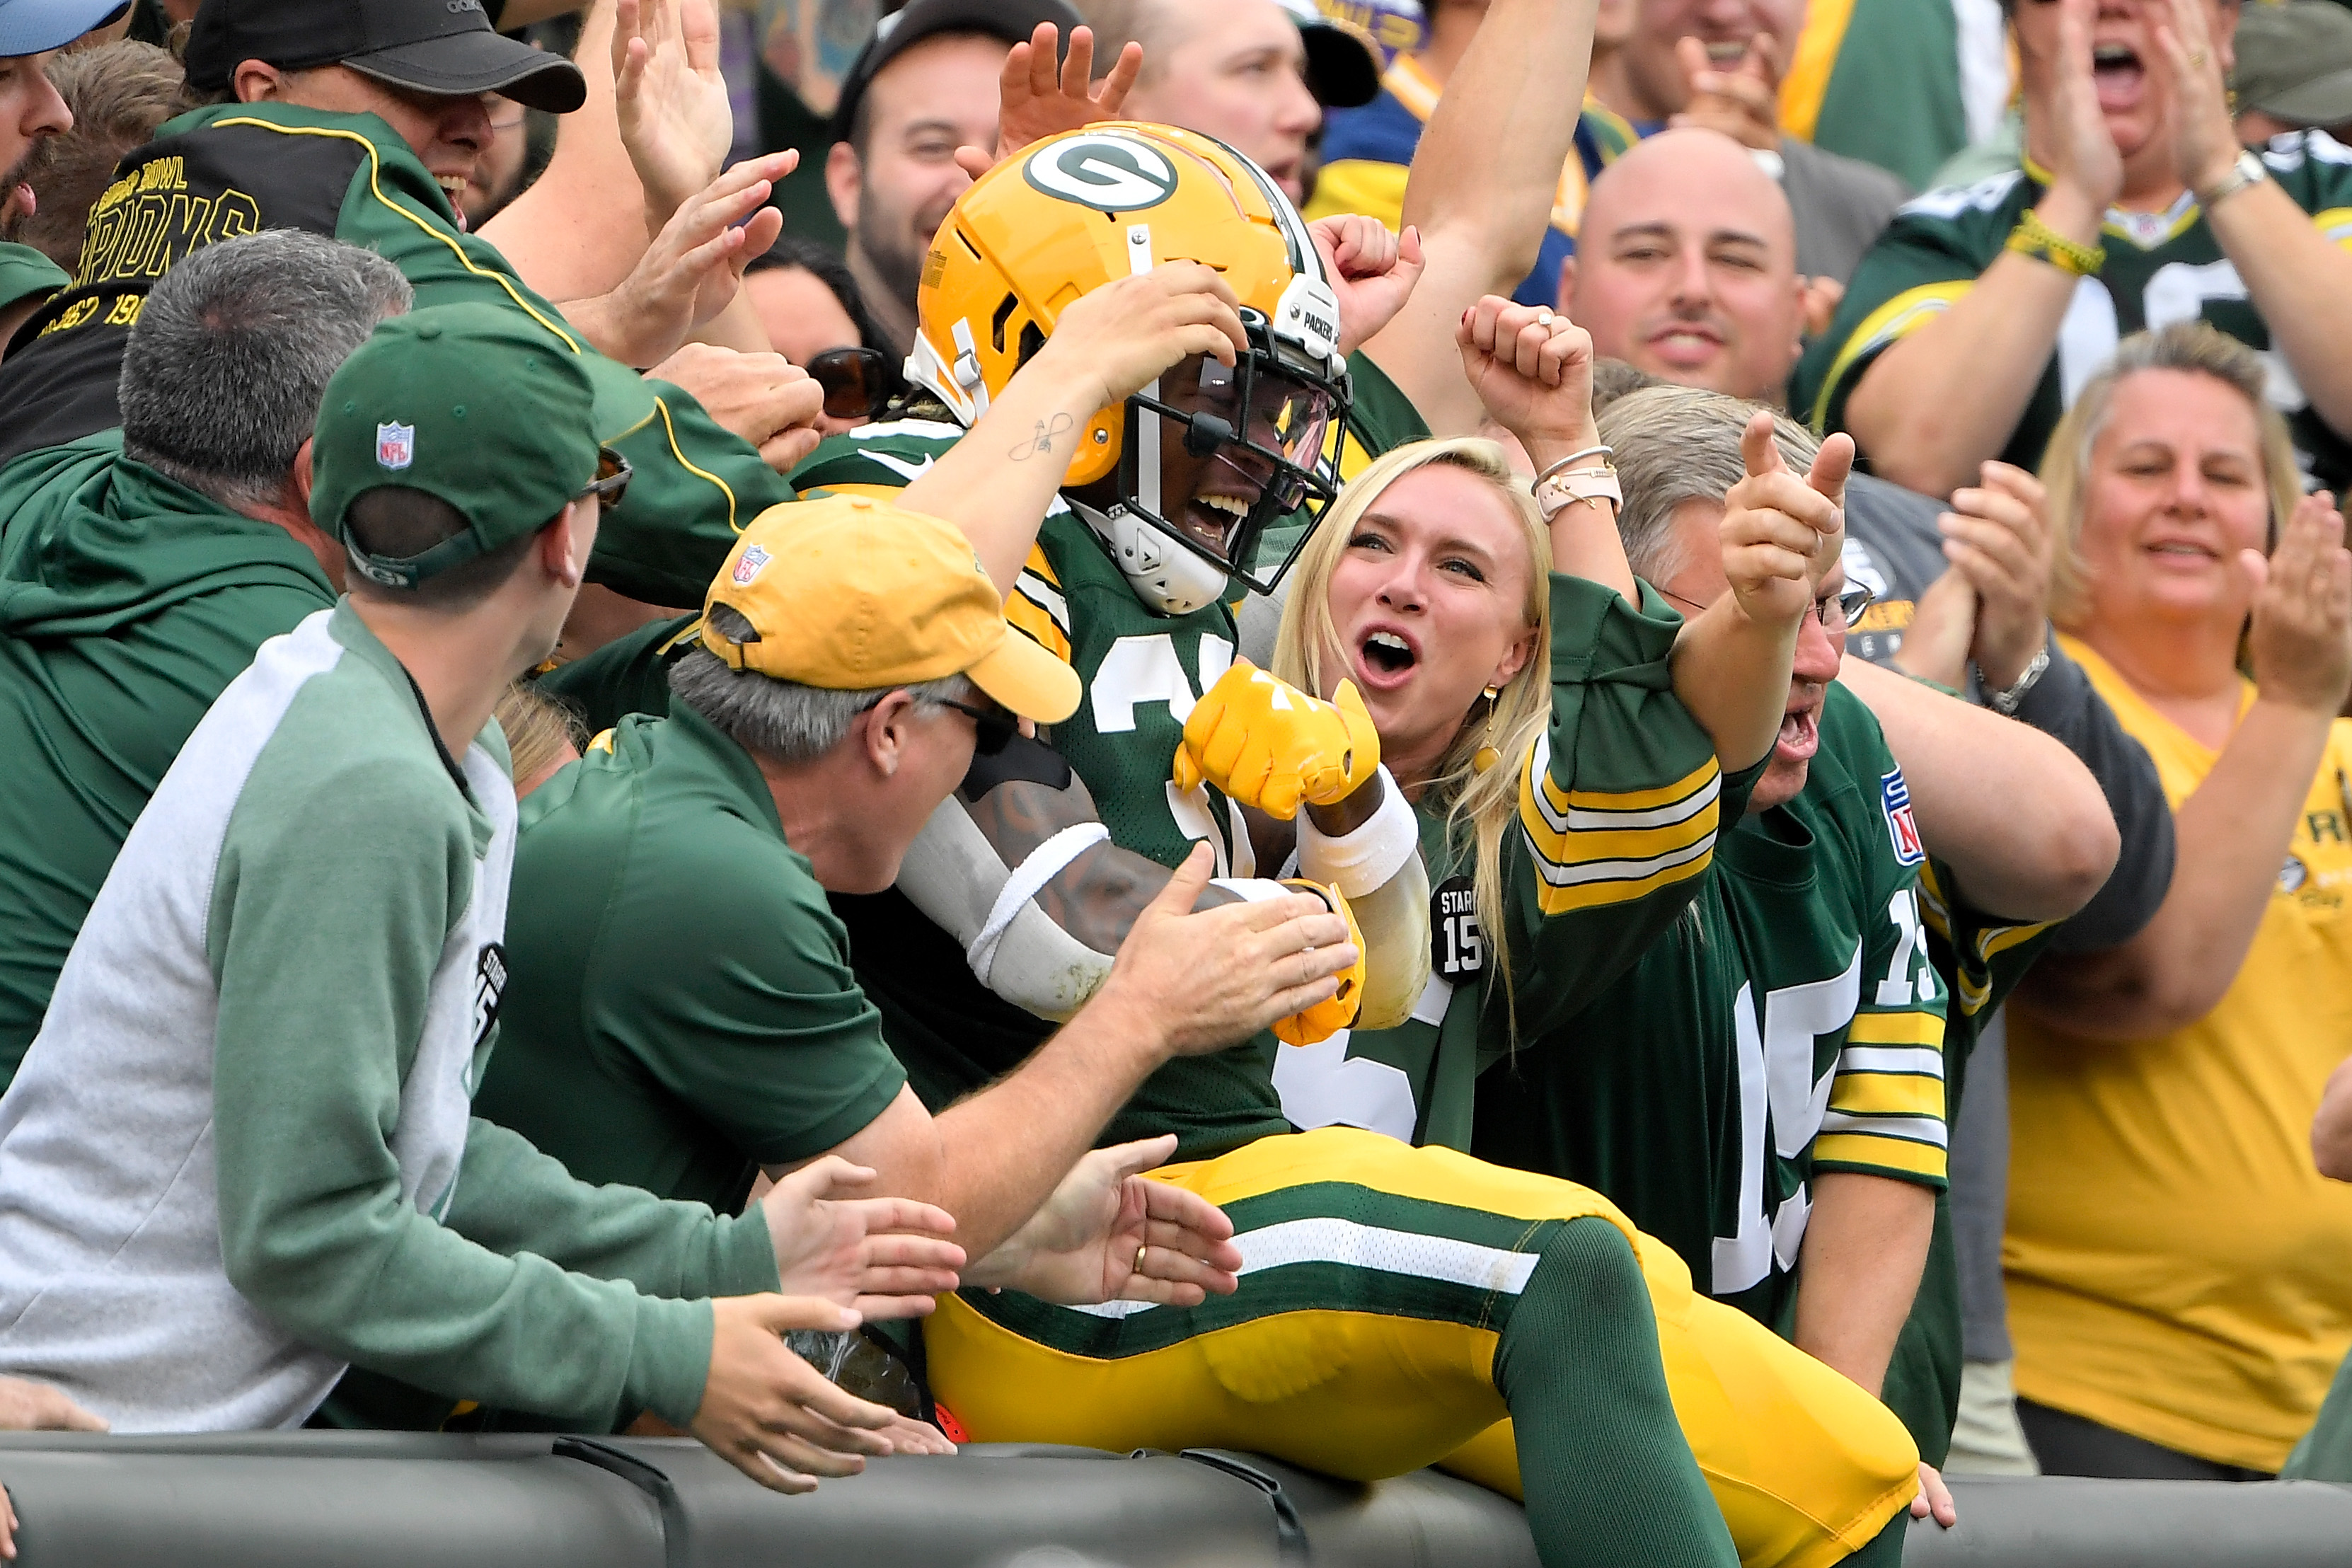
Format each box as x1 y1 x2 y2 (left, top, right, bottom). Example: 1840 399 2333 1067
855 691 1018 754
806 347 892 421
933 696 1018 756
575 446 631 512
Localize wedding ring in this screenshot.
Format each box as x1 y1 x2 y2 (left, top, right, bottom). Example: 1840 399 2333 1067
2188 47 2208 69
1135 1245 1148 1274
1536 309 1554 325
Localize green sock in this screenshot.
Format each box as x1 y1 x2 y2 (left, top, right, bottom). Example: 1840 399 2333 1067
1493 1216 1739 1568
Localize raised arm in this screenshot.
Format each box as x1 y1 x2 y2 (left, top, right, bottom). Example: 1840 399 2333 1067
892 263 1246 594
1836 0 2116 497
2018 492 2352 1036
1358 0 1601 436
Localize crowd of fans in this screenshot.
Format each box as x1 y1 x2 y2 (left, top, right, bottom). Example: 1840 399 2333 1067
1 0 2350 1561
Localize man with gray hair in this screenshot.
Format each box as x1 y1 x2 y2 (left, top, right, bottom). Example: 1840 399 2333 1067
1470 384 2118 1546
0 228 414 1094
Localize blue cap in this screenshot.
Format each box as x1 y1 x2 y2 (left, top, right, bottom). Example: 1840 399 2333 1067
0 0 129 57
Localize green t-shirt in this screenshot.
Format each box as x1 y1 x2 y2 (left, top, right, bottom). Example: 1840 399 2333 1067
1794 134 2352 493
473 703 909 1216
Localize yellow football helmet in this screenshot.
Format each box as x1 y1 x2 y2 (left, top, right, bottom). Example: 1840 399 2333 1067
911 124 1351 616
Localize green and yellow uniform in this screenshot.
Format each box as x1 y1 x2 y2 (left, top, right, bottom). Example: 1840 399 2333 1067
1290 684 1961 1461
793 411 1922 1563
1795 139 2352 493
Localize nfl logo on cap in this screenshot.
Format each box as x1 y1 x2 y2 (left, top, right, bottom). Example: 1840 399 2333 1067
376 422 415 471
732 543 772 586
1881 768 1925 866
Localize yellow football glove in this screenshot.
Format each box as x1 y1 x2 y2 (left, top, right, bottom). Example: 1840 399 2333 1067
1172 660 1380 819
1272 879 1366 1047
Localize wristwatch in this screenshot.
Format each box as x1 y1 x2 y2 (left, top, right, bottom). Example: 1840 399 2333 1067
2198 148 2271 211
1983 643 2051 715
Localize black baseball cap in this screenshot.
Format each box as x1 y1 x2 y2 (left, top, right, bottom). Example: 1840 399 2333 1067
185 0 588 114
831 0 1080 145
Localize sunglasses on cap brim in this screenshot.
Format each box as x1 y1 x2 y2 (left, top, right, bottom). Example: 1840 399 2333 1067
807 347 892 422
574 446 631 511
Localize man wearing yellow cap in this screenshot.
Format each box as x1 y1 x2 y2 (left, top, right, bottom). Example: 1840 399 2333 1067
470 494 1363 1448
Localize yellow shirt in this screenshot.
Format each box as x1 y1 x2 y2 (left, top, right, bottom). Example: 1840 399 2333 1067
2007 636 2352 1472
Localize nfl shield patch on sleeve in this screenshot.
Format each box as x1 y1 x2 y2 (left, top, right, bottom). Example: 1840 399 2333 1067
1881 768 1925 866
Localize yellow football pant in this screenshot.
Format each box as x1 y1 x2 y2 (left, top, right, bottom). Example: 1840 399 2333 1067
923 1128 1917 1567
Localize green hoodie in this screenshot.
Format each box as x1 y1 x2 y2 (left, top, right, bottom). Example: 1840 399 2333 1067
0 434 335 1085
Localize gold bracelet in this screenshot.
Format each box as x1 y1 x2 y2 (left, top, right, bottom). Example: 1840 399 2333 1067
2005 210 2105 277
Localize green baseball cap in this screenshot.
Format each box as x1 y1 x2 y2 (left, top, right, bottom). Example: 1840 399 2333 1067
2232 1 2352 129
311 302 600 589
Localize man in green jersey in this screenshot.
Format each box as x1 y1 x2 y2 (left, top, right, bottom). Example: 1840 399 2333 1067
1795 0 2352 497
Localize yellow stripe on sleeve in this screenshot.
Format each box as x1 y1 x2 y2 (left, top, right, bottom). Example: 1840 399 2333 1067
1843 1010 1946 1048
1811 1132 1948 1182
799 480 911 504
1516 743 1724 913
1806 281 1975 430
1005 588 1073 665
1828 1072 1946 1119
2315 206 2352 252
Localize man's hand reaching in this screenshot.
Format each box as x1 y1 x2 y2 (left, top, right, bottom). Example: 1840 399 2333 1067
758 1155 964 1320
566 153 792 369
614 0 734 225
691 1293 899 1494
647 343 827 472
955 23 1144 180
1 1376 108 1560
964 1134 1245 1304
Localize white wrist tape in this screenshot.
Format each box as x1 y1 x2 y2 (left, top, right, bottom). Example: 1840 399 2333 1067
967 822 1110 984
1295 768 1418 899
1209 877 1301 904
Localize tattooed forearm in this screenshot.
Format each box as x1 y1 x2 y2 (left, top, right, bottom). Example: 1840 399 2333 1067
1008 412 1076 461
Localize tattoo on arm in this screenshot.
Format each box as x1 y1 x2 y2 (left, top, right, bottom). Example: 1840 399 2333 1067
962 776 1240 957
1009 412 1076 461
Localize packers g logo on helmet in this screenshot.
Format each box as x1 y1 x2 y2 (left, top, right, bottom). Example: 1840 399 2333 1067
910 124 1353 617
1023 135 1182 212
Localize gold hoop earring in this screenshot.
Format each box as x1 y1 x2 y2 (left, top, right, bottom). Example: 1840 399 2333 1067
1471 685 1504 773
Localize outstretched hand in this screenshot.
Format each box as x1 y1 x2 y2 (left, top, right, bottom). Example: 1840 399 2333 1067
758 1155 964 1320
955 23 1144 180
599 151 792 367
2246 489 2352 715
968 1135 1245 1305
1313 217 1424 356
1719 411 1849 629
691 1293 900 1494
613 0 734 224
647 342 827 473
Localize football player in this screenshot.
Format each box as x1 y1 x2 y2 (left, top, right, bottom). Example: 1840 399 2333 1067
793 123 1921 1567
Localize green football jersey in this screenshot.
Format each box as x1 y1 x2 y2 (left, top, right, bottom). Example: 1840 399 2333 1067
1272 577 1759 1157
1796 134 2352 493
1461 684 1949 1332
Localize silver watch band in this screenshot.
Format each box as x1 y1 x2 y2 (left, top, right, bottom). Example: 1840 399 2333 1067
1984 643 2051 715
2198 148 2269 211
